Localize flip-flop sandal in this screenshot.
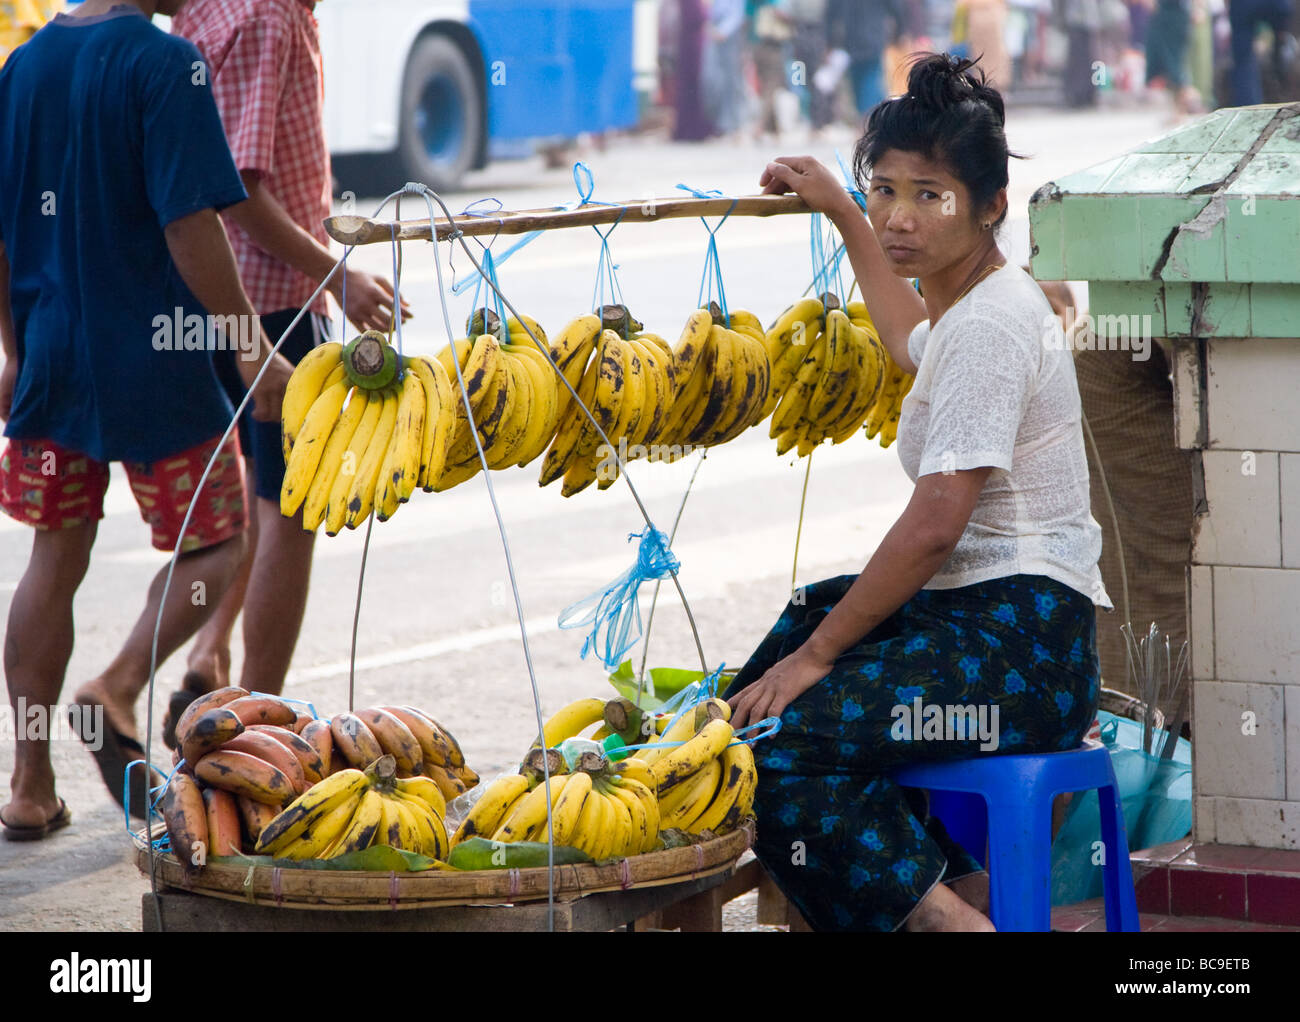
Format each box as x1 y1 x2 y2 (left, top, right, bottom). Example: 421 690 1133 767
67 704 163 821
161 671 218 751
1 798 72 841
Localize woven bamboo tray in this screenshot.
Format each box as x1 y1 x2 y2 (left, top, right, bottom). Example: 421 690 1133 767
133 824 753 910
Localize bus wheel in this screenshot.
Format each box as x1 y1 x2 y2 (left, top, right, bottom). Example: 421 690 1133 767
398 34 481 193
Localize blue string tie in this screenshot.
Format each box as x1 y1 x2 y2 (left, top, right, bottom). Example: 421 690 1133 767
557 525 681 672
677 183 738 327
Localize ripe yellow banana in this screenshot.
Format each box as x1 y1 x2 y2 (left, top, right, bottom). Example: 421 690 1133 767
393 774 447 821
770 331 828 439
616 774 661 852
570 780 606 858
282 342 344 461
534 769 588 846
275 792 361 860
537 697 608 748
538 352 601 486
603 777 649 854
301 387 369 532
343 385 399 528
659 755 723 829
407 355 454 490
451 773 531 846
651 718 736 792
323 389 384 535
688 739 755 835
280 375 350 517
375 370 425 520
492 779 555 842
255 768 368 854
330 788 383 856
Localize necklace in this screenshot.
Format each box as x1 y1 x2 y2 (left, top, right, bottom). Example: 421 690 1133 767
950 262 1004 307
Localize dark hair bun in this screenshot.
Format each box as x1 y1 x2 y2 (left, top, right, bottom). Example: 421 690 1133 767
904 52 1005 126
852 51 1021 231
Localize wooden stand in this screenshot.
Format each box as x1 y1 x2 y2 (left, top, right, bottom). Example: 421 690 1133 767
142 872 730 932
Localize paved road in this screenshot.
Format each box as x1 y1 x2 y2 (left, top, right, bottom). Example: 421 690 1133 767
0 107 1171 930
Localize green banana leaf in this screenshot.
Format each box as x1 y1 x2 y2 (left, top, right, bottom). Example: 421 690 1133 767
606 661 737 709
212 845 437 872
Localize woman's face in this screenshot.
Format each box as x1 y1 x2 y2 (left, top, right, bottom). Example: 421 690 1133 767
865 149 996 279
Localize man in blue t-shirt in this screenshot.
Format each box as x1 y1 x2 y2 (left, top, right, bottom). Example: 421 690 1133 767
0 0 294 837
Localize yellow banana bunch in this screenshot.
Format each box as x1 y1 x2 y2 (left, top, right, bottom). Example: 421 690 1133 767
257 753 451 860
763 294 889 458
651 305 771 462
279 331 457 533
634 703 757 838
431 310 566 490
457 764 661 861
860 308 914 450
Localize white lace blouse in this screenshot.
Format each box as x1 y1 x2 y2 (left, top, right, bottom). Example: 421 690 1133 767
896 263 1112 608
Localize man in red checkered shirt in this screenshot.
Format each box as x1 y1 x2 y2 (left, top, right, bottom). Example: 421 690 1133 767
168 0 410 728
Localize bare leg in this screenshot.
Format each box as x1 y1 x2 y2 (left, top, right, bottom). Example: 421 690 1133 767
185 469 258 691
237 496 315 694
3 524 97 828
948 872 991 915
73 532 247 743
904 879 996 932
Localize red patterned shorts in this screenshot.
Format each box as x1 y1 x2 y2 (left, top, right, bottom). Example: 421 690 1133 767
0 435 248 552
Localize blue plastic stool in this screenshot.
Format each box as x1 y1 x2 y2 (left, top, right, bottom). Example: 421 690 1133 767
891 741 1140 932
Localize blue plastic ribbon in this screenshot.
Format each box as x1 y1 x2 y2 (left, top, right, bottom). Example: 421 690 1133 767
450 199 513 296
467 247 510 339
125 758 180 853
557 526 681 671
677 182 738 327
808 212 847 301
732 716 783 746
834 149 868 212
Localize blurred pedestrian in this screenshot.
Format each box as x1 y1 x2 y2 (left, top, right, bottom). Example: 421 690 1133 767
752 0 795 139
828 0 902 116
674 0 714 140
0 0 293 830
1147 0 1203 117
789 0 833 128
1189 0 1217 105
964 0 1012 86
167 0 409 723
1228 0 1294 104
704 0 749 138
659 0 681 110
1062 0 1102 106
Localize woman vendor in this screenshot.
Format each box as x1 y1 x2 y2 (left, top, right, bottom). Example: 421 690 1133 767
727 52 1112 932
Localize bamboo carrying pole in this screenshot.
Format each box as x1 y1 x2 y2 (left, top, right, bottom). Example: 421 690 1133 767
324 193 813 245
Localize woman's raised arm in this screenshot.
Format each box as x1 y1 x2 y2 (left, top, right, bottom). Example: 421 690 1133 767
760 156 925 373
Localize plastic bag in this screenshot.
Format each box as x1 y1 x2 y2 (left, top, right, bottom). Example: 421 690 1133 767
1050 710 1192 906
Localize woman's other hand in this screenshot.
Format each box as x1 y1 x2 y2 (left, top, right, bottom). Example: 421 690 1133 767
729 645 835 729
760 156 860 221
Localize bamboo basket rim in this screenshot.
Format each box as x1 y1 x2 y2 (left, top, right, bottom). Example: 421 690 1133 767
133 823 753 910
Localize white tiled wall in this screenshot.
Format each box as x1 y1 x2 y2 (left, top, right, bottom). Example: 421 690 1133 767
1288 685 1300 802
1179 339 1299 848
1193 797 1215 843
1188 565 1214 681
1192 681 1287 799
1213 566 1300 683
1210 797 1300 850
1192 450 1280 567
1207 340 1300 452
1282 454 1300 569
